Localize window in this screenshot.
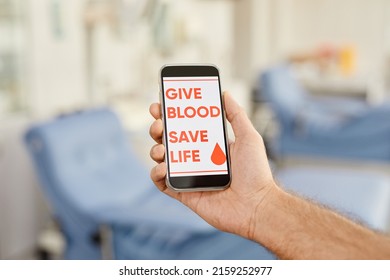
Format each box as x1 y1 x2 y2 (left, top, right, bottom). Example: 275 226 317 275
0 0 28 115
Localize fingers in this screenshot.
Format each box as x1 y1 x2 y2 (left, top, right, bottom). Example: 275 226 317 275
150 162 179 198
223 91 256 138
149 119 163 144
149 103 161 120
150 162 167 192
149 102 163 143
147 101 188 201
150 143 165 163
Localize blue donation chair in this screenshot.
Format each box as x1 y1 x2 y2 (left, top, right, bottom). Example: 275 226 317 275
260 64 390 161
277 167 390 232
25 108 274 260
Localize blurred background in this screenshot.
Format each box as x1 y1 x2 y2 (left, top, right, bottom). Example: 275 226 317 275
2 0 390 260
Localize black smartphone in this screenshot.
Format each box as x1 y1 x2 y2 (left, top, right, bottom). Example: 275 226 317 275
159 64 231 192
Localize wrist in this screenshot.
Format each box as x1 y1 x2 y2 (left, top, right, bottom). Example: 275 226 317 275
246 181 281 243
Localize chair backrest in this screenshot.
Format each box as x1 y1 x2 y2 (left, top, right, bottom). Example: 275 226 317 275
24 108 150 259
260 64 308 128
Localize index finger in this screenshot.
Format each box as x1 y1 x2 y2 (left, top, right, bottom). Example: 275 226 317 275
149 103 161 120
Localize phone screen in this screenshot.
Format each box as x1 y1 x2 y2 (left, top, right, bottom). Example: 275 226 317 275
160 65 231 191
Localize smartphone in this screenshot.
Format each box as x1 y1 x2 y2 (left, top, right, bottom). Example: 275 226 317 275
159 64 231 192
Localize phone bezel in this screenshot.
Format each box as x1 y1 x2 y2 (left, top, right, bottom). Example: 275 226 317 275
160 64 231 192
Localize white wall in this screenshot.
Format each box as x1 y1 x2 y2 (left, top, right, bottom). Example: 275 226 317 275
28 0 89 117
288 0 388 76
251 0 389 77
0 117 49 259
235 0 390 83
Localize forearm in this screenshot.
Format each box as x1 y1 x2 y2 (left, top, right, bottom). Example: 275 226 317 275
252 186 390 259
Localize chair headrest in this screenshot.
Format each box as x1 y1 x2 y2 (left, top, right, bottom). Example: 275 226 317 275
260 64 308 119
25 107 151 217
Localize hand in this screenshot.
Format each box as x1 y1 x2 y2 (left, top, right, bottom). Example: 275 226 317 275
149 92 277 240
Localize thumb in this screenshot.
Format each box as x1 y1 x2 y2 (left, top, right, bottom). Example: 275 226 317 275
223 91 256 139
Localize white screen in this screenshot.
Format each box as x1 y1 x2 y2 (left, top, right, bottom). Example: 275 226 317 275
163 76 228 177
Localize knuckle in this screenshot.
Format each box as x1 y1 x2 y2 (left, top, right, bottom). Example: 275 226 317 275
150 144 158 158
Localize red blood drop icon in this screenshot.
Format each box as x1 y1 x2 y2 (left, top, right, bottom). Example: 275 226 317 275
211 143 226 165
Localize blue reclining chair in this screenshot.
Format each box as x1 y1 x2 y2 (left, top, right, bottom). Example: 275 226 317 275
277 167 390 232
25 108 274 260
260 64 390 161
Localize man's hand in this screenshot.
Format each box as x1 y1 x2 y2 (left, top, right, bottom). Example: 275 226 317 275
149 92 277 239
